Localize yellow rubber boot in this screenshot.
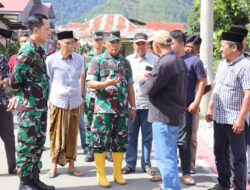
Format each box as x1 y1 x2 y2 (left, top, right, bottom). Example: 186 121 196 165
112 152 127 185
94 152 111 188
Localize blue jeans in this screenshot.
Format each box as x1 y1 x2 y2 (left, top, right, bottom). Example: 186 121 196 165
125 109 152 170
178 111 193 175
79 109 88 150
214 122 246 190
152 121 181 190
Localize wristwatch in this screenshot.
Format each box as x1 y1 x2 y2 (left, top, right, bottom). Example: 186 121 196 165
131 107 136 110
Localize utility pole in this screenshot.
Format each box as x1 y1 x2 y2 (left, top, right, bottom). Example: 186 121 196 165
199 0 214 115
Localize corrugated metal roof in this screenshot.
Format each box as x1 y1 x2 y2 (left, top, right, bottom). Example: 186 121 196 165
66 14 184 38
146 21 184 32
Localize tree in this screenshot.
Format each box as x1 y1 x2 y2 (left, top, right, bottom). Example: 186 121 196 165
187 0 250 60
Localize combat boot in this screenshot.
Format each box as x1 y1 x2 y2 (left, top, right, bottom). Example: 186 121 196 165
19 176 38 190
32 168 55 190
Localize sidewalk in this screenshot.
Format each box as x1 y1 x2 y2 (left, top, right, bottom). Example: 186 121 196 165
0 113 217 190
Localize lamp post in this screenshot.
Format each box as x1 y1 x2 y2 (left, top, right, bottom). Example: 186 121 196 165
199 0 214 115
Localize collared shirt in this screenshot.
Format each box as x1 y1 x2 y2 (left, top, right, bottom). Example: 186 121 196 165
46 51 83 110
213 54 250 125
126 52 158 109
0 54 10 107
8 54 17 71
86 51 133 114
139 51 188 126
11 39 49 111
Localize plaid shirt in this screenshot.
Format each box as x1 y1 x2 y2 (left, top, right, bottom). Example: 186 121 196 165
213 54 250 125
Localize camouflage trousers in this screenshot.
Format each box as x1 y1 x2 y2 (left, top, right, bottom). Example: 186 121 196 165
90 113 128 153
16 110 47 177
84 97 95 144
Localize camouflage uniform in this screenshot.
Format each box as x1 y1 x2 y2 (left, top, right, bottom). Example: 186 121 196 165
86 51 133 153
84 50 102 144
11 39 49 177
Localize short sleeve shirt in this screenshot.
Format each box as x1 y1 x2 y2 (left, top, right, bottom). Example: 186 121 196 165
213 55 250 125
182 53 206 107
86 51 133 114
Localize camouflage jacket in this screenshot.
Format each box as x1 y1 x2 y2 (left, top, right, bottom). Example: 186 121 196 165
84 50 103 99
10 39 49 111
86 51 133 114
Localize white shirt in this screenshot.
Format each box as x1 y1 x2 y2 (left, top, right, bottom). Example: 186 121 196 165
46 51 83 109
126 52 158 109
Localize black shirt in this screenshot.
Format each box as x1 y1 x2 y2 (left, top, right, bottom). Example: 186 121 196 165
139 51 187 126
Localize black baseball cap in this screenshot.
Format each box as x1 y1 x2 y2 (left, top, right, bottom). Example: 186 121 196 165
133 33 148 43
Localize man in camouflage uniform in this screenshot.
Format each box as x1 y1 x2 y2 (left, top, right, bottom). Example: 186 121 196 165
9 14 54 190
86 30 136 187
82 30 107 162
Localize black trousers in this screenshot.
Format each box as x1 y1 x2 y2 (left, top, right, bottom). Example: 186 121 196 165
214 122 247 190
0 105 16 173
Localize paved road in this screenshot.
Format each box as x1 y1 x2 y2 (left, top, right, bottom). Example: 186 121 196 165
0 114 217 190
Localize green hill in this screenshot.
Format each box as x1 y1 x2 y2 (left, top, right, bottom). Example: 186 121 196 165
76 0 194 24
43 0 194 26
42 0 106 26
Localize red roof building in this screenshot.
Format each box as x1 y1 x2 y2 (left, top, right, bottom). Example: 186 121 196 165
0 0 55 30
66 14 184 39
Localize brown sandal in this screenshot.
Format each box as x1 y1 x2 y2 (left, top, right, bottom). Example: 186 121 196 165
121 166 135 174
183 175 195 185
143 166 157 176
150 172 162 182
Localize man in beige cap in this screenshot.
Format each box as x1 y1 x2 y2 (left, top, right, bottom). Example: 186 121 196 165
139 30 187 190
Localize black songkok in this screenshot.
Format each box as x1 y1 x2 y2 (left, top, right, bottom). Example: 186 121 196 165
57 31 74 40
230 26 248 37
221 32 244 43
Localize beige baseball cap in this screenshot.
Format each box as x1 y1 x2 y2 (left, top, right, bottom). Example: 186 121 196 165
151 30 172 45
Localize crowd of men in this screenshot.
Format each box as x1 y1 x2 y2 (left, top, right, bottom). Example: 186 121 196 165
0 13 249 190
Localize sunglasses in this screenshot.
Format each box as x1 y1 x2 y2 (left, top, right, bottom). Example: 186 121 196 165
94 31 104 36
105 31 120 38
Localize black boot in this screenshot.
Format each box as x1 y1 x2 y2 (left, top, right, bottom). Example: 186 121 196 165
85 148 94 162
106 150 113 162
32 169 55 190
19 176 38 190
